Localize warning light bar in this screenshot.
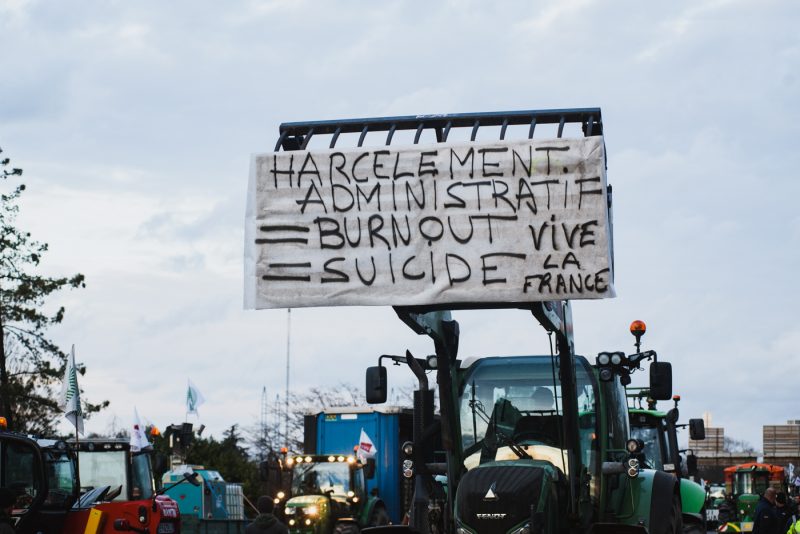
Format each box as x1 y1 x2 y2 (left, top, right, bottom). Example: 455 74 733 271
286 454 358 466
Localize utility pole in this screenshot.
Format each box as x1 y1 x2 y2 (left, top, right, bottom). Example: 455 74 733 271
284 308 291 450
260 386 268 462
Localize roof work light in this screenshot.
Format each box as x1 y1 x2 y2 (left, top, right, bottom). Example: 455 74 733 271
596 351 627 383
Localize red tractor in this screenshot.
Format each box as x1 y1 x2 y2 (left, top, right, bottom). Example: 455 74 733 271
64 438 182 533
0 423 183 533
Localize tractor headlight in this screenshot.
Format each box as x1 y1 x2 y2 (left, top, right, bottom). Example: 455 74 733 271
626 458 640 478
610 353 623 365
305 505 318 516
625 438 642 454
597 353 610 365
402 459 414 479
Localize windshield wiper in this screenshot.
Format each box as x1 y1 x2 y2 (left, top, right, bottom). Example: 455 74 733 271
470 399 530 460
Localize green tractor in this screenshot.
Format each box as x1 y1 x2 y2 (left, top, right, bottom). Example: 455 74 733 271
627 395 707 534
282 454 389 534
622 320 708 534
365 301 685 534
716 462 787 533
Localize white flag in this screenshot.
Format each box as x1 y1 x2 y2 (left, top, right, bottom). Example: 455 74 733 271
130 407 151 452
357 428 377 463
186 379 205 416
58 345 84 435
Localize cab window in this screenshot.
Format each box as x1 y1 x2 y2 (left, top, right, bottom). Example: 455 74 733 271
2 441 41 512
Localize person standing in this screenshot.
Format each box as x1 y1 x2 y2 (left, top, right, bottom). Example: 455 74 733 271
752 487 778 534
245 496 288 534
776 493 792 531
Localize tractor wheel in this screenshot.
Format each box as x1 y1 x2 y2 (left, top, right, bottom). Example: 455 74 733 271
682 523 705 534
653 494 683 534
369 506 390 526
333 522 360 534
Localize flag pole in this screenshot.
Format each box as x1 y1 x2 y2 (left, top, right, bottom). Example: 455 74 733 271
185 379 189 423
74 421 81 491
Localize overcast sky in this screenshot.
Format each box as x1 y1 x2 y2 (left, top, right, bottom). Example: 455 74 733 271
2 0 798 450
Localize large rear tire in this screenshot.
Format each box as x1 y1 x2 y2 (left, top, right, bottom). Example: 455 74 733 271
653 494 683 534
669 495 684 534
334 522 360 534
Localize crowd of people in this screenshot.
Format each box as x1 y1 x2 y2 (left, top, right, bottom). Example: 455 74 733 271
753 487 800 534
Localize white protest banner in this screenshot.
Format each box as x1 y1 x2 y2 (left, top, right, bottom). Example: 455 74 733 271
245 136 614 309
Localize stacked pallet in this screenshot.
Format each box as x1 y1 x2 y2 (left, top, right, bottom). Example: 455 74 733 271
763 422 800 457
691 427 724 453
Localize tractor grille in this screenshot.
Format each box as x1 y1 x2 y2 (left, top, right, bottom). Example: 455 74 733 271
456 464 545 534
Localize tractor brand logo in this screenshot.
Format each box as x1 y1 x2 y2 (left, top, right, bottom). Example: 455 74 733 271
476 513 507 519
483 482 499 501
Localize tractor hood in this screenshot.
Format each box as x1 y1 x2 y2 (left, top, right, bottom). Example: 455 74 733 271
455 461 557 533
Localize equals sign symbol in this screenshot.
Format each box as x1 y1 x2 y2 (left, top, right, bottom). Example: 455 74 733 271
255 225 310 245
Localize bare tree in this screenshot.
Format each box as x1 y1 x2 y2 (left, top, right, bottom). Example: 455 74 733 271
247 382 418 456
723 436 758 454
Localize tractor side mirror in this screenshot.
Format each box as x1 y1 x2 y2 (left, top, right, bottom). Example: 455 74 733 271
686 453 698 477
364 458 376 479
649 362 672 400
689 418 705 441
665 408 679 425
366 366 387 404
152 453 168 477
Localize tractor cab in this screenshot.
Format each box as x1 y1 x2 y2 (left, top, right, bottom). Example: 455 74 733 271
458 354 595 476
734 468 769 496
0 428 79 534
628 409 670 471
75 439 156 501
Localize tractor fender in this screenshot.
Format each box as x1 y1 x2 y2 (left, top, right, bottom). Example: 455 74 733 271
648 470 680 529
678 478 707 531
361 496 386 525
678 478 706 514
616 470 678 531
